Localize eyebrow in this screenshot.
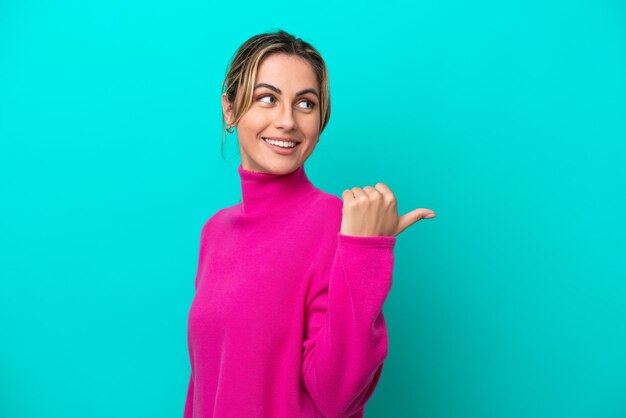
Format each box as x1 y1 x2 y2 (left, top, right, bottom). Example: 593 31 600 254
254 83 319 99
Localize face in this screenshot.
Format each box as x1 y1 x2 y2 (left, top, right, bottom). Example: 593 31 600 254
222 53 321 175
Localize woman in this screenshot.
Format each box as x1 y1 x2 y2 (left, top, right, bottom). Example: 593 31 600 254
184 30 436 418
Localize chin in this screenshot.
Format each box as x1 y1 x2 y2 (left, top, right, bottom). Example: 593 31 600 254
261 160 302 175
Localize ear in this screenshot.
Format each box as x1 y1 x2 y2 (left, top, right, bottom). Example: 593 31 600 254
222 93 234 127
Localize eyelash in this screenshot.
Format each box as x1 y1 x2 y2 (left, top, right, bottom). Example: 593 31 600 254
257 95 316 110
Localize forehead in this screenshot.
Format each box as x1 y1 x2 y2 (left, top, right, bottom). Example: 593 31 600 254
256 54 318 91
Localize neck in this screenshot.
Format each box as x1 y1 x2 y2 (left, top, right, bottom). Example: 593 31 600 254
237 163 316 214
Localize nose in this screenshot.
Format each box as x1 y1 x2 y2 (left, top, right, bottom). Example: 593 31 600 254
273 103 297 131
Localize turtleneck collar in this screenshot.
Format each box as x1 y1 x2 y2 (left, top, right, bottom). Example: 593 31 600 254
237 163 316 214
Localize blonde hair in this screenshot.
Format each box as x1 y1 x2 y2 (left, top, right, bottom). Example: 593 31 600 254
221 30 331 156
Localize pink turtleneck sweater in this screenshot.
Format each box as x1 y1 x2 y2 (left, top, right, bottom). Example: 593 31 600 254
184 163 396 418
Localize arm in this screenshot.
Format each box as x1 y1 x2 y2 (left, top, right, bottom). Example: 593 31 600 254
302 231 396 417
194 219 212 290
183 374 193 418
184 218 211 416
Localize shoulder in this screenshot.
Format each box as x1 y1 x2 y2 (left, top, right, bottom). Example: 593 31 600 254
198 203 240 236
300 187 344 240
309 185 343 209
308 187 343 217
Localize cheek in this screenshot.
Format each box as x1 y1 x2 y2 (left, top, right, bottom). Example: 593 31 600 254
300 115 321 139
238 111 267 137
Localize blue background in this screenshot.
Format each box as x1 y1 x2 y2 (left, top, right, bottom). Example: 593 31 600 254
1 0 625 417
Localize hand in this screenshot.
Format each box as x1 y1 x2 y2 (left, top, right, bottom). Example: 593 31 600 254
340 183 436 237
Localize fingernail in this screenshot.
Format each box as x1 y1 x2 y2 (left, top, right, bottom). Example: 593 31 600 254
425 213 436 218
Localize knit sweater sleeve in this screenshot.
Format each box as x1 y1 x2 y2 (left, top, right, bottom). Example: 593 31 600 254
183 218 212 418
183 374 193 418
302 231 396 417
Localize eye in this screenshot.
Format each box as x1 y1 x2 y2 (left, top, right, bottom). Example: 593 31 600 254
297 99 315 110
258 95 275 104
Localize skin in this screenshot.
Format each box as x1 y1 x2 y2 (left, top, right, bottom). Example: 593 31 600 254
222 53 436 237
222 53 320 176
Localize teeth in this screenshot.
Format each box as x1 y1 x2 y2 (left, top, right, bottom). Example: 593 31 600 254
264 138 297 148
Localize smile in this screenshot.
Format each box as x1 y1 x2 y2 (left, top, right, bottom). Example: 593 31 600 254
262 138 298 148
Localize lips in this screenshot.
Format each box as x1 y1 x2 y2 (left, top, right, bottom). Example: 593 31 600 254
262 137 301 144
